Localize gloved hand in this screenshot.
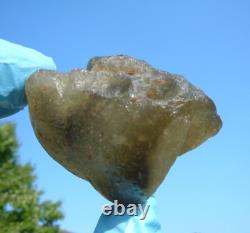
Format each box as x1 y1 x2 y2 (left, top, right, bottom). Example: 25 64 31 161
0 39 162 233
94 196 161 233
0 39 56 118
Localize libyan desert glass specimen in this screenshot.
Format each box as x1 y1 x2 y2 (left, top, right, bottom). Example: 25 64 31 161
25 55 222 204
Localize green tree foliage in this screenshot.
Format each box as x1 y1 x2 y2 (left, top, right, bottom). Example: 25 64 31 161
0 123 64 233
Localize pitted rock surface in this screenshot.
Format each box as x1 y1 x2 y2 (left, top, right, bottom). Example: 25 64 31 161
25 55 222 204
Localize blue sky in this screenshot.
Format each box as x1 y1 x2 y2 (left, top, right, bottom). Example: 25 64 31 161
1 0 250 232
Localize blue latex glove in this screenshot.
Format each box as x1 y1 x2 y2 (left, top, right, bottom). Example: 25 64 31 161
94 197 161 233
0 39 162 233
0 39 56 118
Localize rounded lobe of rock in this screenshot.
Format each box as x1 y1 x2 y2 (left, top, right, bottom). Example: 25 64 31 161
25 55 222 204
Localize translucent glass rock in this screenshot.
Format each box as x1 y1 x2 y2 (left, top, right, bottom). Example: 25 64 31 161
25 55 222 204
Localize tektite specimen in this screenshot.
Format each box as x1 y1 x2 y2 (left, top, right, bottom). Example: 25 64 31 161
25 55 222 204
